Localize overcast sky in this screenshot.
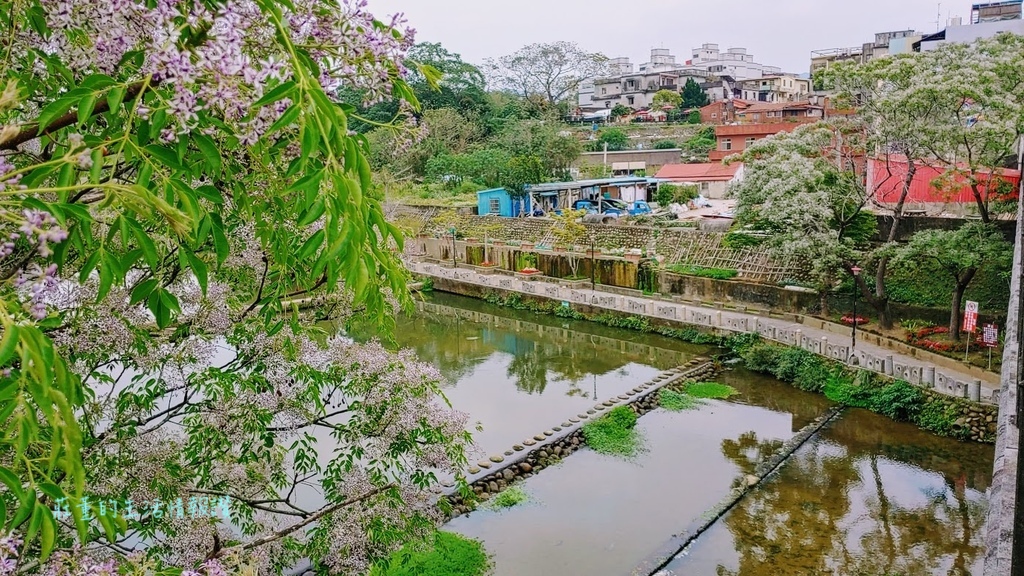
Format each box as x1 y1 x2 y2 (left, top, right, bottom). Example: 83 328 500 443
369 0 965 74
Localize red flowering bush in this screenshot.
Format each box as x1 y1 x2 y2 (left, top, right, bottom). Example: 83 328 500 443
520 267 541 274
840 315 869 326
480 261 497 267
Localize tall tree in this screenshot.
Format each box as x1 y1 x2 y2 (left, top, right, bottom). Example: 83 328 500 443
730 121 876 316
681 78 710 109
486 42 608 107
893 222 1012 339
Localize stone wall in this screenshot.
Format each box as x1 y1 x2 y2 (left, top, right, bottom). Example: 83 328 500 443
413 261 1001 409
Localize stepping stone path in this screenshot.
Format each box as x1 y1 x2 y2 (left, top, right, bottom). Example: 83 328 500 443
534 434 546 441
552 426 562 432
513 444 524 451
543 430 554 436
524 439 536 446
569 417 580 423
490 455 504 463
478 460 492 469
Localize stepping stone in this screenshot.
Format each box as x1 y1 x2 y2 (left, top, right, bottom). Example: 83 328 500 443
468 466 481 474
543 430 555 436
523 439 536 446
534 435 546 441
618 394 630 400
553 426 562 432
477 460 492 469
561 421 572 427
586 409 596 415
569 417 580 423
595 405 606 411
489 455 505 463
513 444 525 451
602 401 615 407
504 450 514 456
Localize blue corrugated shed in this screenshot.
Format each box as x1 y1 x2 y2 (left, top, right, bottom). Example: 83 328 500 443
477 188 531 217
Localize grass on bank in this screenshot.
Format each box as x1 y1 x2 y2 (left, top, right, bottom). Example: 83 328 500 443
489 487 528 509
581 405 642 457
369 531 491 576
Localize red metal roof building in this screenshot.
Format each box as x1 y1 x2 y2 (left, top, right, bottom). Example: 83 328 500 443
868 156 1020 211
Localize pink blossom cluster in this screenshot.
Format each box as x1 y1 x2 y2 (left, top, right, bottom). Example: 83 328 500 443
14 263 59 319
3 209 69 258
0 533 20 576
31 0 417 142
0 156 22 193
38 544 233 576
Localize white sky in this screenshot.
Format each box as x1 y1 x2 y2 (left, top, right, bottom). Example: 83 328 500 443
368 0 964 74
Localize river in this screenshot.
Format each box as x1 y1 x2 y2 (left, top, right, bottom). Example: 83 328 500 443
355 292 995 576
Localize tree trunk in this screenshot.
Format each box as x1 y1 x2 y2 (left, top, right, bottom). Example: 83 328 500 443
969 181 991 223
819 291 830 317
949 269 976 340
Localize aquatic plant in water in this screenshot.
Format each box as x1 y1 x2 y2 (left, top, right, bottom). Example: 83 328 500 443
659 388 702 411
685 382 740 399
582 406 643 457
489 487 529 509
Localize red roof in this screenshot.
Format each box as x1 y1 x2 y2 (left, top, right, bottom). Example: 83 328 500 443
656 162 743 181
715 123 800 137
869 156 1020 204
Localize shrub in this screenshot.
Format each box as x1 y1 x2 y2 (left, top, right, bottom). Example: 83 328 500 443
653 140 678 150
370 531 491 576
490 487 528 509
741 342 782 373
659 389 701 411
822 373 873 409
722 231 764 250
582 406 642 457
915 399 968 440
872 380 924 422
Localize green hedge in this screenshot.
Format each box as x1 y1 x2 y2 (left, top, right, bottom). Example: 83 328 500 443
668 265 739 280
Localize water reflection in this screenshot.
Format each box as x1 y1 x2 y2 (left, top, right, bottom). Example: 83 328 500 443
346 292 712 453
664 409 994 576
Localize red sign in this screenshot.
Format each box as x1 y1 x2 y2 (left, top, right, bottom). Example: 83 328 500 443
982 324 999 348
964 301 979 333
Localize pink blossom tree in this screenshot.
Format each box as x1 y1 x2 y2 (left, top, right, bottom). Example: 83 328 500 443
0 0 471 573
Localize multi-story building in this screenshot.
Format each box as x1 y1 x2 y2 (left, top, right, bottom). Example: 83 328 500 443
687 43 782 80
739 76 813 103
579 45 786 110
916 1 1024 51
810 30 921 75
708 124 804 161
700 99 752 124
735 101 825 124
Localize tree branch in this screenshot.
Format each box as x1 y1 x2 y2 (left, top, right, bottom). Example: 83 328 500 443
211 484 397 558
0 81 152 151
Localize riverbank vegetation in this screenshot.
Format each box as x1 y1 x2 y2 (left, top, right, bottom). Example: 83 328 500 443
478 289 988 442
370 531 491 576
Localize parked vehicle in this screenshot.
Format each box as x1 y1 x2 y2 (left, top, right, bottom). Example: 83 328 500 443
572 199 652 217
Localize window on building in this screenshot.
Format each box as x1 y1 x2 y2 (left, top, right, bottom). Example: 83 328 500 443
753 113 760 120
601 87 607 95
627 96 634 105
489 198 500 214
722 139 732 151
745 137 755 147
700 182 710 192
711 112 718 118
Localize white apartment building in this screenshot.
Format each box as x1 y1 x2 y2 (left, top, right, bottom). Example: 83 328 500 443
917 1 1024 51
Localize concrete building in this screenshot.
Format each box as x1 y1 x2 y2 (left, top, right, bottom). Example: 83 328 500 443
700 99 753 124
916 1 1024 51
810 29 921 75
655 162 745 199
708 123 802 161
580 45 785 110
688 43 782 80
739 76 813 103
735 101 824 124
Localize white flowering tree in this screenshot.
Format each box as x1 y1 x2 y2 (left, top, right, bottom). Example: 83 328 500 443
0 1 471 574
729 121 876 317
